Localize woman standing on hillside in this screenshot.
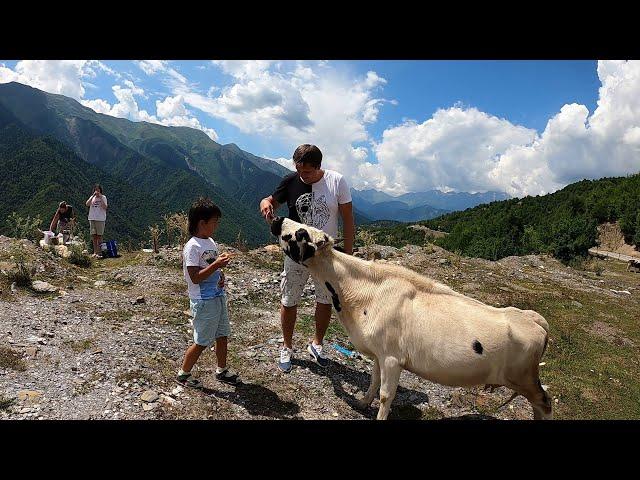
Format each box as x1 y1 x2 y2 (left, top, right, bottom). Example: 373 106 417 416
86 184 108 257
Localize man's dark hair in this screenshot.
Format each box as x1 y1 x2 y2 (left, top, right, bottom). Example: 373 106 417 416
188 197 222 236
292 144 322 168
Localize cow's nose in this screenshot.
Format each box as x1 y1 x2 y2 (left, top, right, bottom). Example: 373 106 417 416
271 216 284 236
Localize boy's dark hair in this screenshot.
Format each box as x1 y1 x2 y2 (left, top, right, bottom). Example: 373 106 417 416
188 197 222 236
292 144 322 168
94 184 103 193
59 201 67 208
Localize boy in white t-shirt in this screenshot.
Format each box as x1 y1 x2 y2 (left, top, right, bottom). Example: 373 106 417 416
177 197 240 387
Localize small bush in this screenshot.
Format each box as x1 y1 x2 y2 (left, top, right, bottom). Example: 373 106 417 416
67 243 92 268
0 395 17 411
567 256 585 270
233 230 249 252
149 224 162 253
355 229 377 258
5 242 32 287
164 212 189 249
5 212 42 243
63 338 95 352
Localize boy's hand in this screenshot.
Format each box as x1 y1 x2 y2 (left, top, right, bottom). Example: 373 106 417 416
214 252 232 269
218 270 225 288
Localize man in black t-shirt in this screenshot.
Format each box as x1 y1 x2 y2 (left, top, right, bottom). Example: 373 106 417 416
259 144 354 373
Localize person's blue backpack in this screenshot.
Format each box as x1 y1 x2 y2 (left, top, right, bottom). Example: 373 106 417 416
100 240 119 258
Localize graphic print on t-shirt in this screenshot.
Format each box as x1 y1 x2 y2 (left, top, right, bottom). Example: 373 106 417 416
199 247 221 298
296 192 330 230
201 249 218 264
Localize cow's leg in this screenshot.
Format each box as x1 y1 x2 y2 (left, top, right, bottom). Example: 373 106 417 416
357 357 380 409
376 357 402 420
527 380 553 420
509 379 552 420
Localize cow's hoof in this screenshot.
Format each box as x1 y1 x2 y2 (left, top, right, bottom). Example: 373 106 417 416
355 396 373 410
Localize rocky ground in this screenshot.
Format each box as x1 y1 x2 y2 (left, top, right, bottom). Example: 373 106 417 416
1 234 639 420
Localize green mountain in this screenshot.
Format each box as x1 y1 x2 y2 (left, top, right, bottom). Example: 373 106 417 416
0 111 163 244
0 82 292 245
364 174 640 262
0 82 297 213
0 81 371 245
0 105 269 246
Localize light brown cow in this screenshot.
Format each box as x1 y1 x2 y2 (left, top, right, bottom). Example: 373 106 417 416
270 217 552 420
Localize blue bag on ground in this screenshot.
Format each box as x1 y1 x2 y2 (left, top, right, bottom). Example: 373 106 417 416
100 240 119 258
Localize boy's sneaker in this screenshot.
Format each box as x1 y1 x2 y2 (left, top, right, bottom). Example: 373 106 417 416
278 347 293 373
176 371 203 389
307 342 329 367
215 368 241 385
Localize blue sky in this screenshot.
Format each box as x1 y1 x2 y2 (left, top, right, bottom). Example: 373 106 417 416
1 60 638 197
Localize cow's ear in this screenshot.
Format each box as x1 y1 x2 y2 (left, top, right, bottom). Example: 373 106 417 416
316 234 331 249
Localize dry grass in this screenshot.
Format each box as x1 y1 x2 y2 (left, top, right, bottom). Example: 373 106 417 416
0 346 27 371
63 338 96 353
0 395 17 411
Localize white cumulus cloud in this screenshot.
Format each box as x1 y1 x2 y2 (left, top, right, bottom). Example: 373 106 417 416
366 60 640 197
176 61 393 182
82 88 217 141
0 60 90 99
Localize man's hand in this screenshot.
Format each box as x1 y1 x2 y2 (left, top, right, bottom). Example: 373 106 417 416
260 198 275 222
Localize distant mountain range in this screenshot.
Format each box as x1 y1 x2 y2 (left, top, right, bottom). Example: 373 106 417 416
351 188 510 222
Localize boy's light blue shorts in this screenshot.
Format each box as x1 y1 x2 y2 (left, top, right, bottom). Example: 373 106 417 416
190 296 230 346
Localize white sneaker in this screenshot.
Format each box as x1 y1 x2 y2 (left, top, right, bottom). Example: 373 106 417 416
279 346 293 373
307 342 329 367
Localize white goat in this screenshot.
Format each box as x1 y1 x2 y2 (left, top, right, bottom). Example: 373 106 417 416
270 217 552 420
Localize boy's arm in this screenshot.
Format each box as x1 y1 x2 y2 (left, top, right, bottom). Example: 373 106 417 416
100 196 108 209
187 254 231 284
86 195 94 207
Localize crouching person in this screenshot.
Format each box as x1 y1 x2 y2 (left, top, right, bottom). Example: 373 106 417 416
177 197 241 388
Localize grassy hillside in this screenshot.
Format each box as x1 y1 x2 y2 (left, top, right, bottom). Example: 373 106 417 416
363 174 640 262
0 122 163 244
0 111 271 246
